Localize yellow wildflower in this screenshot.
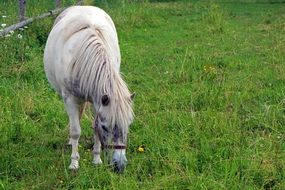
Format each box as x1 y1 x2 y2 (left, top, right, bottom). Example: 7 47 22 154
138 146 145 152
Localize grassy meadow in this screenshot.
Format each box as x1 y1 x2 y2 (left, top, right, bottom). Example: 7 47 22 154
1 0 285 189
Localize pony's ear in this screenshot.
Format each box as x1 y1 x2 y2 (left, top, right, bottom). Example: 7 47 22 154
130 92 136 100
102 94 110 106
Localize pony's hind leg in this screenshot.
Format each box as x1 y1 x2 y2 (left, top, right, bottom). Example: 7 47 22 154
63 94 83 170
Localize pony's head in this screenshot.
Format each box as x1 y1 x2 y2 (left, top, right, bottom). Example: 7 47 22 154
95 93 135 172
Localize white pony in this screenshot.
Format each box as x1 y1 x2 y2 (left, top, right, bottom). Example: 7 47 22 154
44 6 135 172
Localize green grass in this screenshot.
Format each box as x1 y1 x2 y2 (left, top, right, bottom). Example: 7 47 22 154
1 0 285 189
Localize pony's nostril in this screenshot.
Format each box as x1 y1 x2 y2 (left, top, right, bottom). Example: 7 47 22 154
113 160 125 173
113 163 124 173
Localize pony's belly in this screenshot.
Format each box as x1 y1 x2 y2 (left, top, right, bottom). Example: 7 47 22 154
44 42 68 95
44 62 64 95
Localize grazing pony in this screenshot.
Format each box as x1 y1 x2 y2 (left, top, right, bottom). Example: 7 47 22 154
44 6 135 172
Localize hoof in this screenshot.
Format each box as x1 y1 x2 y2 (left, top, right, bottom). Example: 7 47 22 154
92 157 103 165
69 160 79 170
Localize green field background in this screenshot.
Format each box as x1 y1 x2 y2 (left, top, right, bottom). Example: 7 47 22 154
1 0 285 189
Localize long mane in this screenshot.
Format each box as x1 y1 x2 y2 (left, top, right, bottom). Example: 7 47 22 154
62 12 133 138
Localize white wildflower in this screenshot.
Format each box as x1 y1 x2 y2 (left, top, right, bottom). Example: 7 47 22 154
1 23 6 28
24 26 28 29
17 34 23 39
2 15 7 18
9 30 14 34
19 28 24 31
5 34 10 37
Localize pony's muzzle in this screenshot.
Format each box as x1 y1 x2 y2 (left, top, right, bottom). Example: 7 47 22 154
112 150 127 173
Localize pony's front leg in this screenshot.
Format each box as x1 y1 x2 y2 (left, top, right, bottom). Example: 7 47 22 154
93 134 103 164
93 117 102 165
63 95 82 170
